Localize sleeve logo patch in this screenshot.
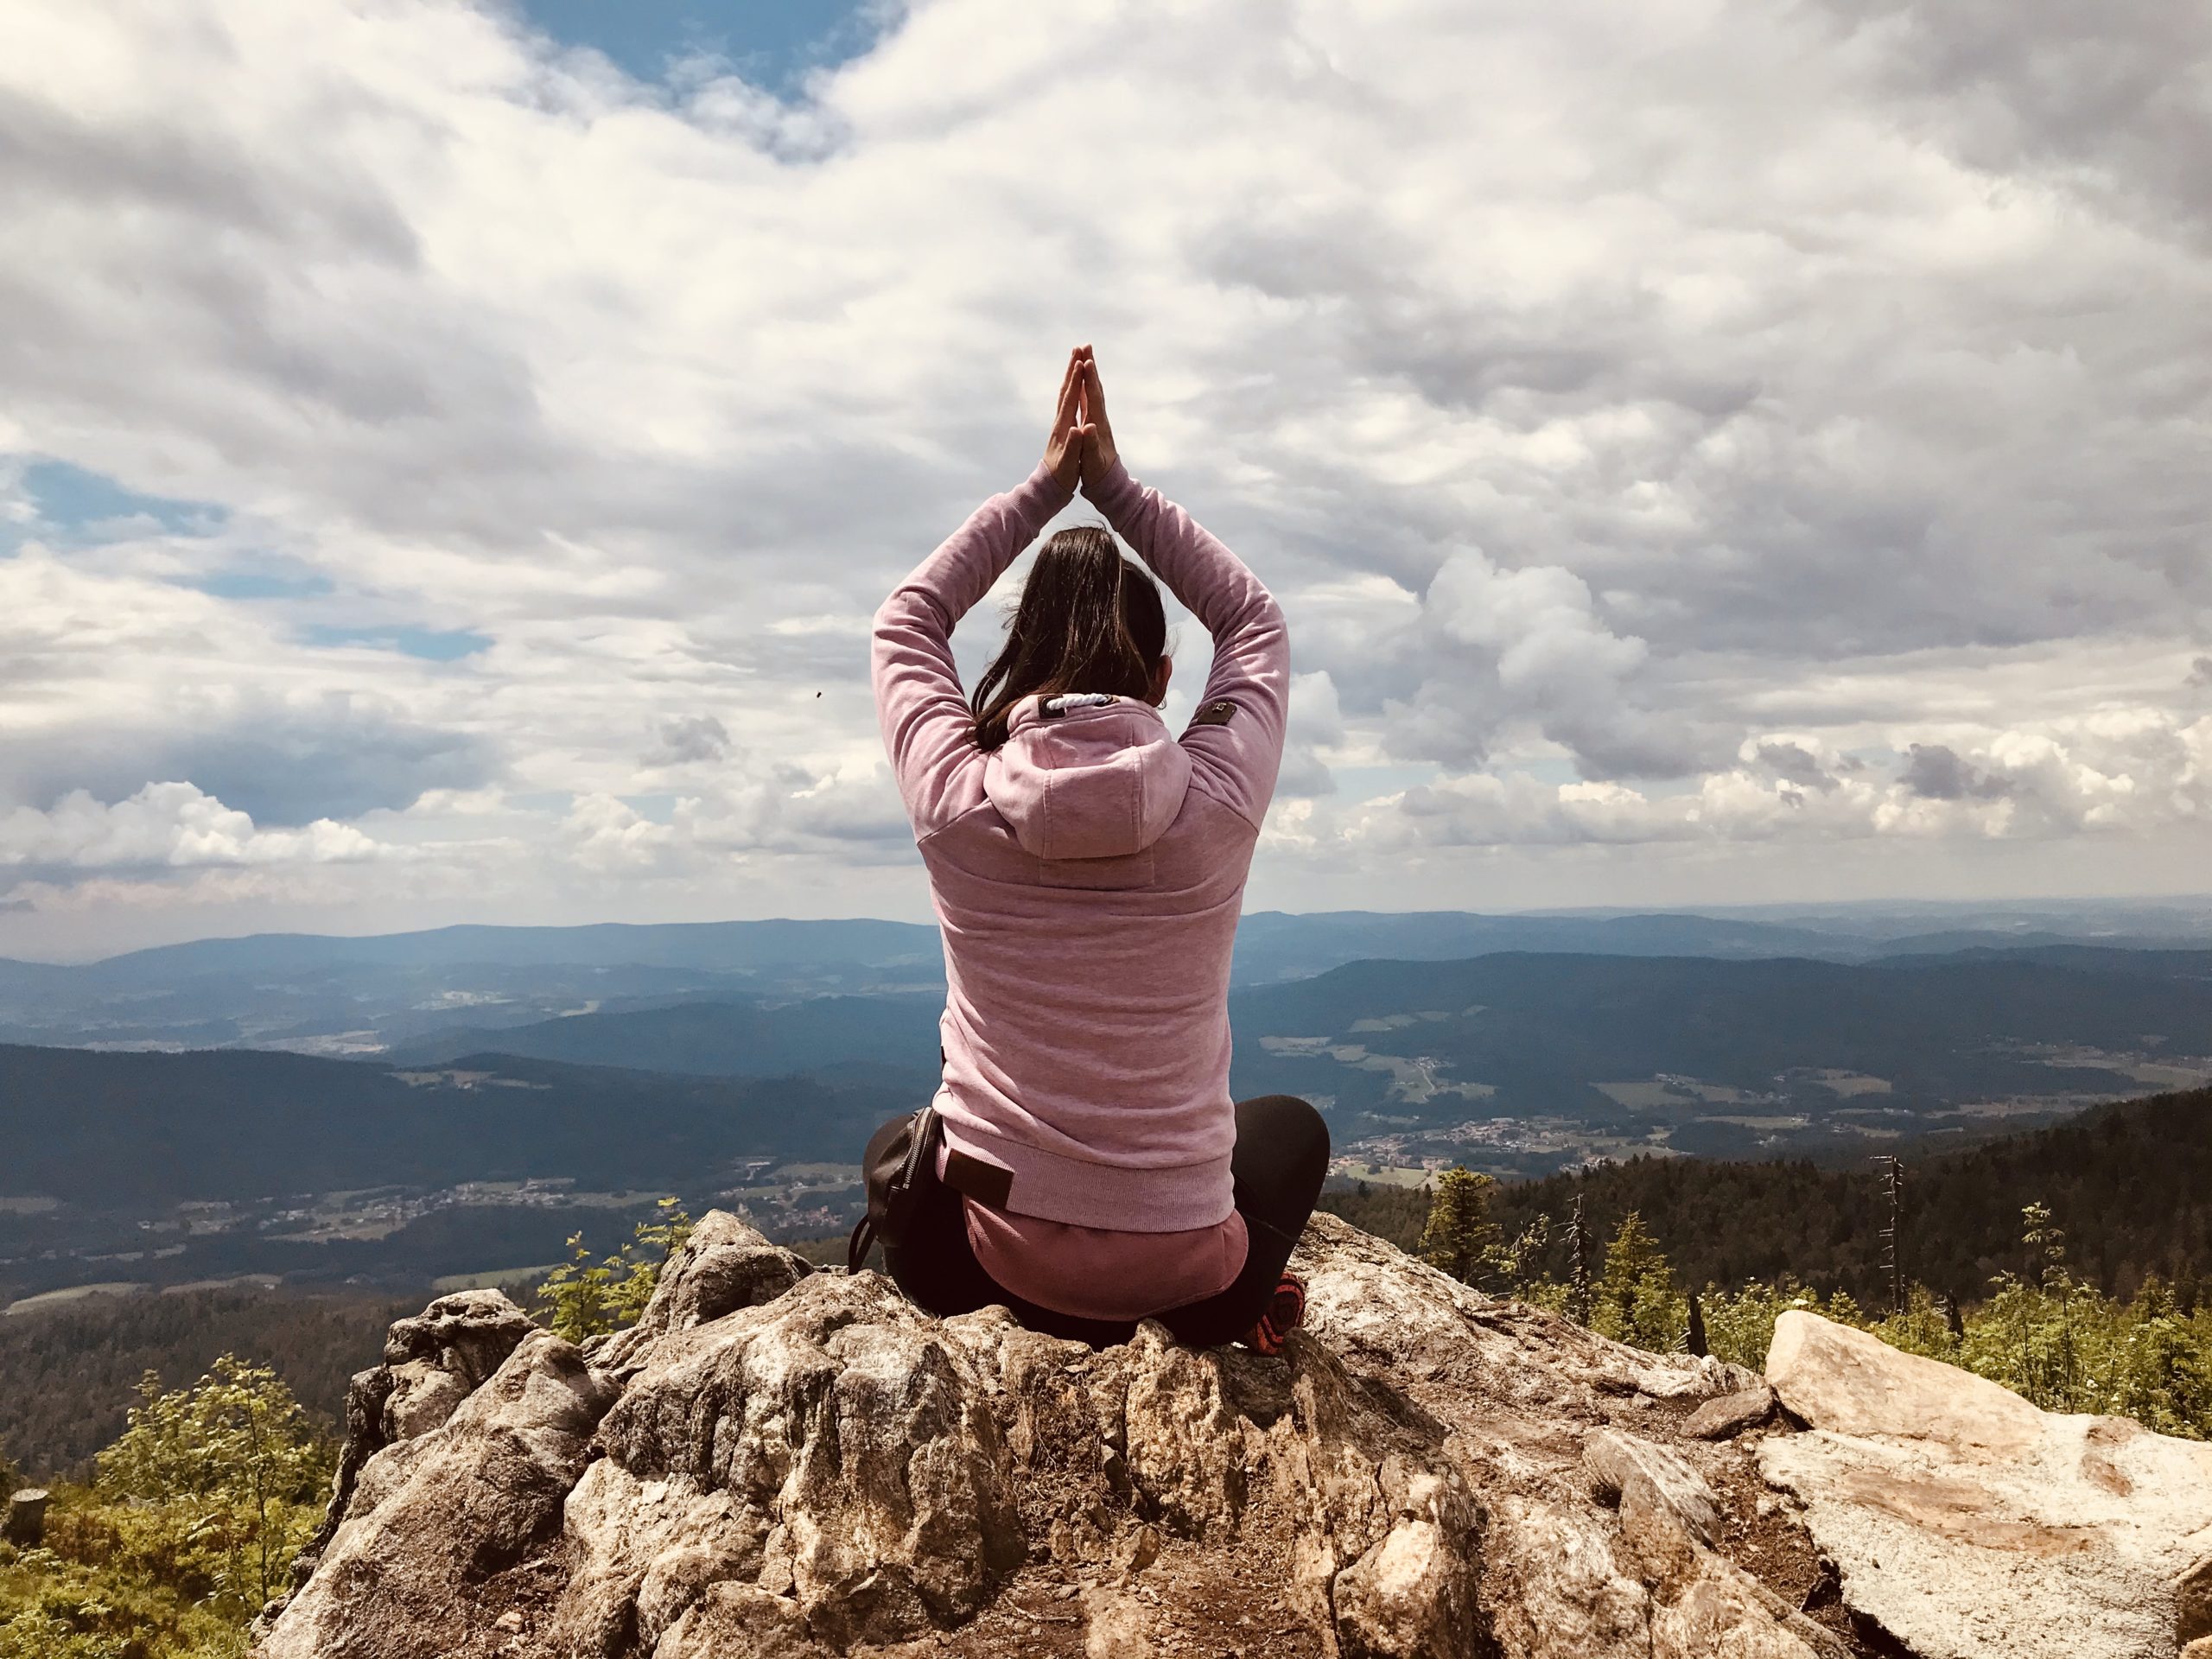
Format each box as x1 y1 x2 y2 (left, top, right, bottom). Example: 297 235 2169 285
1191 699 1236 728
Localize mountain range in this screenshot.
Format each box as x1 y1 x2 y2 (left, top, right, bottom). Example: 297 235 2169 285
7 899 2210 1055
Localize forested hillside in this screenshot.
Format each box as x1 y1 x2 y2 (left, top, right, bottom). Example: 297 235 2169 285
0 1044 912 1206
384 992 944 1076
0 1044 906 1305
1330 1084 2212 1306
0 1288 409 1477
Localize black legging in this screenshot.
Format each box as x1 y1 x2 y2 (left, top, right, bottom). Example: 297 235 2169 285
872 1094 1330 1348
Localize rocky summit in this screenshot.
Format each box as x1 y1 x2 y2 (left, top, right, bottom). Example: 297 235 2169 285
253 1212 2212 1659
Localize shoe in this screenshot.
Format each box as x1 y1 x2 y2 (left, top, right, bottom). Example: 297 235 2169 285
1239 1272 1306 1356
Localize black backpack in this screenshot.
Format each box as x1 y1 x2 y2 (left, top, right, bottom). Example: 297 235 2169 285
846 1103 942 1274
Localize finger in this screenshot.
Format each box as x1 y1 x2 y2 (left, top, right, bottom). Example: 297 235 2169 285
1084 357 1109 423
1055 356 1082 429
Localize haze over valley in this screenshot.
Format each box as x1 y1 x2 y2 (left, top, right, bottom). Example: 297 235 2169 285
6 899 2209 1313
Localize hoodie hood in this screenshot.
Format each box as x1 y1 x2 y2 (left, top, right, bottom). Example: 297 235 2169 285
983 693 1193 861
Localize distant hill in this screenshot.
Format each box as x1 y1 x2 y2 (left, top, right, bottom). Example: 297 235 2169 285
1224 909 1856 981
1228 949 2212 1155
385 993 945 1076
1890 944 2212 980
0 918 951 1054
7 906 2209 1056
22 917 947 978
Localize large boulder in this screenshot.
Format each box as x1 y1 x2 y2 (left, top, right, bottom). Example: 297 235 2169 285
380 1288 539 1440
258 1213 1848 1658
259 1327 619 1659
1762 1308 2212 1659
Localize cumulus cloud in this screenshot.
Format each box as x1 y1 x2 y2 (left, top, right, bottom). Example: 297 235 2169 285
0 783 391 873
1749 738 1859 793
561 793 683 877
1325 709 2212 855
650 714 734 766
10 702 497 827
1900 743 2007 802
0 0 2208 950
1275 670 1344 799
1377 549 1707 779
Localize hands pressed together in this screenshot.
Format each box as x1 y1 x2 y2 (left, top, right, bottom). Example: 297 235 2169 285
1043 343 1118 495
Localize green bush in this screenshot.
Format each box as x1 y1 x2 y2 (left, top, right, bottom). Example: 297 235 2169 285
536 1198 694 1341
1 1357 334 1657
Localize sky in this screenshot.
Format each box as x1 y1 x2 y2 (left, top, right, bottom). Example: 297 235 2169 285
2 0 2209 961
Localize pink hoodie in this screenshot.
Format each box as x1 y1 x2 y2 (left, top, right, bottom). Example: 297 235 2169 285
871 454 1289 1262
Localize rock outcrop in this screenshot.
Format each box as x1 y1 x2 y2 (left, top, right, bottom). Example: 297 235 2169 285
1762 1309 2212 1659
254 1213 2211 1658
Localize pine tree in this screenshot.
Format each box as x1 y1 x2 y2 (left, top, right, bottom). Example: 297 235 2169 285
1507 1213 1554 1292
1419 1167 1503 1287
1566 1195 1594 1325
1594 1211 1687 1350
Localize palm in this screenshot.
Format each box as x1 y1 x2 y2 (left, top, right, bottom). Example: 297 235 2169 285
1043 347 1084 491
1075 349 1117 487
1042 345 1118 493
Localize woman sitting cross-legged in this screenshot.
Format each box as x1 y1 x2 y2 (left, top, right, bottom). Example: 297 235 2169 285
863 342 1328 1352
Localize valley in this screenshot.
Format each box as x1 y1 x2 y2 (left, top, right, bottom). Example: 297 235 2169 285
4 909 2209 1309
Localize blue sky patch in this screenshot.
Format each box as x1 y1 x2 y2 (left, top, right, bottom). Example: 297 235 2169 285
620 792 682 823
505 790 580 816
24 459 226 538
188 569 337 601
515 0 887 94
304 624 493 662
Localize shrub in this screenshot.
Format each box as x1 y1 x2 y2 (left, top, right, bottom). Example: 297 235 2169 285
536 1197 694 1341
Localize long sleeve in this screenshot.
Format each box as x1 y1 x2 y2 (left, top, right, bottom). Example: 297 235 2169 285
873 459 1077 836
1084 455 1288 828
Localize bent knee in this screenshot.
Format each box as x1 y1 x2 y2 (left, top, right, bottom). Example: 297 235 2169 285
1238 1093 1331 1156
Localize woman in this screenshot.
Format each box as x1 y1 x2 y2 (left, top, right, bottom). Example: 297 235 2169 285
866 343 1328 1351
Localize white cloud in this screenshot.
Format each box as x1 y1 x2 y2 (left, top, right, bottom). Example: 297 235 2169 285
1328 709 2212 853
0 783 391 871
1274 669 1345 799
0 0 2208 951
561 792 685 876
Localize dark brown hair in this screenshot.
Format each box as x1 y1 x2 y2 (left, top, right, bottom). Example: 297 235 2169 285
969 524 1167 752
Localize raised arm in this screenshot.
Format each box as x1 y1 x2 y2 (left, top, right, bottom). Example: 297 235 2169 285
872 352 1084 834
871 461 1074 832
1075 354 1288 828
1084 457 1287 826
